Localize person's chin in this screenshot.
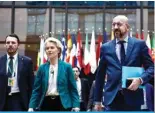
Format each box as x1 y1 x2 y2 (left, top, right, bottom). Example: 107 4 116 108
8 51 14 54
118 37 124 40
114 34 120 38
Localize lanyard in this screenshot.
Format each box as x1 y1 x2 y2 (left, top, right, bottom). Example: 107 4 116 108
8 58 17 77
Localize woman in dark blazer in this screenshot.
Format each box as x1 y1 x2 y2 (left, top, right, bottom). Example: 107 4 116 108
28 37 80 111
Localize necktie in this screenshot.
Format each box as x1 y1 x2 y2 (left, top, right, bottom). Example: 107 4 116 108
119 41 125 65
8 56 14 77
7 56 14 94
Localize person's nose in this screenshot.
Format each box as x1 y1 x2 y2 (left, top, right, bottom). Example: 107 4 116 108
47 48 52 52
114 24 118 29
8 42 13 46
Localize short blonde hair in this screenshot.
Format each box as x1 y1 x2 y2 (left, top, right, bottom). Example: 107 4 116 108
45 37 63 58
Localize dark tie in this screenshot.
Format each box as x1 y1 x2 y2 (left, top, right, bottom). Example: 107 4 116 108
119 41 126 66
7 56 14 94
8 56 14 77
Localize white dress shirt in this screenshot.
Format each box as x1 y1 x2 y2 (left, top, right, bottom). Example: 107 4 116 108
115 36 128 63
76 78 82 101
141 87 148 109
46 63 59 96
7 53 19 93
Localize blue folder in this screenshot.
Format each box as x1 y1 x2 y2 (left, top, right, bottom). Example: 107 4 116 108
122 66 145 88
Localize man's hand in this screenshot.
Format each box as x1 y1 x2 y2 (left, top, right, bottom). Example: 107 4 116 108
28 108 34 112
127 78 141 91
94 104 103 111
71 107 80 112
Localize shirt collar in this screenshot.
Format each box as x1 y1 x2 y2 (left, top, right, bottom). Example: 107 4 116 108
116 35 128 44
76 77 81 82
7 52 18 61
50 62 58 68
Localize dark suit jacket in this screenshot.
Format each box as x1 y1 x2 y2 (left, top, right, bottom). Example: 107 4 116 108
80 78 90 109
94 37 154 106
145 83 154 111
87 81 95 110
0 54 34 110
29 60 80 109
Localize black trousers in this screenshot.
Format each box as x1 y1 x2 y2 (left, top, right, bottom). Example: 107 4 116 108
105 91 141 111
3 92 25 111
80 101 86 111
41 96 71 111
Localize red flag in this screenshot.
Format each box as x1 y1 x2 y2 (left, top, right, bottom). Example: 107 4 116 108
136 32 139 39
76 31 84 68
84 33 90 75
96 34 102 66
141 31 144 40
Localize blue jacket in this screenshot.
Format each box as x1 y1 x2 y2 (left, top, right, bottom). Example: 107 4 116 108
94 37 154 106
145 83 154 111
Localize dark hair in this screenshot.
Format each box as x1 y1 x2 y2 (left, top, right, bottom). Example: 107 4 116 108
73 66 80 72
5 34 20 44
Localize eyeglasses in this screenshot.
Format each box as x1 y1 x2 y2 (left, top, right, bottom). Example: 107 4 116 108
112 22 123 27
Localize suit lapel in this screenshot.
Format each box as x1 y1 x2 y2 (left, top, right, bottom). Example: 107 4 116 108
2 55 7 76
57 60 62 84
80 79 83 93
111 40 121 66
44 62 50 92
125 37 134 64
17 55 23 81
80 79 83 100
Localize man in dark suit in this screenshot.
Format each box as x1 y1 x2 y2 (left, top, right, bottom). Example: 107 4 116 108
145 83 154 111
73 66 90 111
141 83 154 111
0 34 34 111
94 15 154 111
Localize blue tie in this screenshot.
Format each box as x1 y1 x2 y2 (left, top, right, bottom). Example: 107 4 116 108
119 41 125 65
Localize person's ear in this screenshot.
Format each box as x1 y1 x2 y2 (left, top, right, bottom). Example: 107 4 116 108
126 23 130 29
4 44 6 48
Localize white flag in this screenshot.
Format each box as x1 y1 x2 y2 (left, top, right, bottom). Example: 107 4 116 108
89 30 97 73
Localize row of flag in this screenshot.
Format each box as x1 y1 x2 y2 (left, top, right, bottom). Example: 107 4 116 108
36 30 155 75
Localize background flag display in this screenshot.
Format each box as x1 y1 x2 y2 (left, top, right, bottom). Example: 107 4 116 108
89 30 97 74
69 34 77 67
66 33 72 62
146 33 152 55
141 30 144 40
96 34 102 66
84 33 90 75
36 37 47 70
136 31 139 39
36 29 154 75
76 31 83 69
61 35 67 61
151 33 155 61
